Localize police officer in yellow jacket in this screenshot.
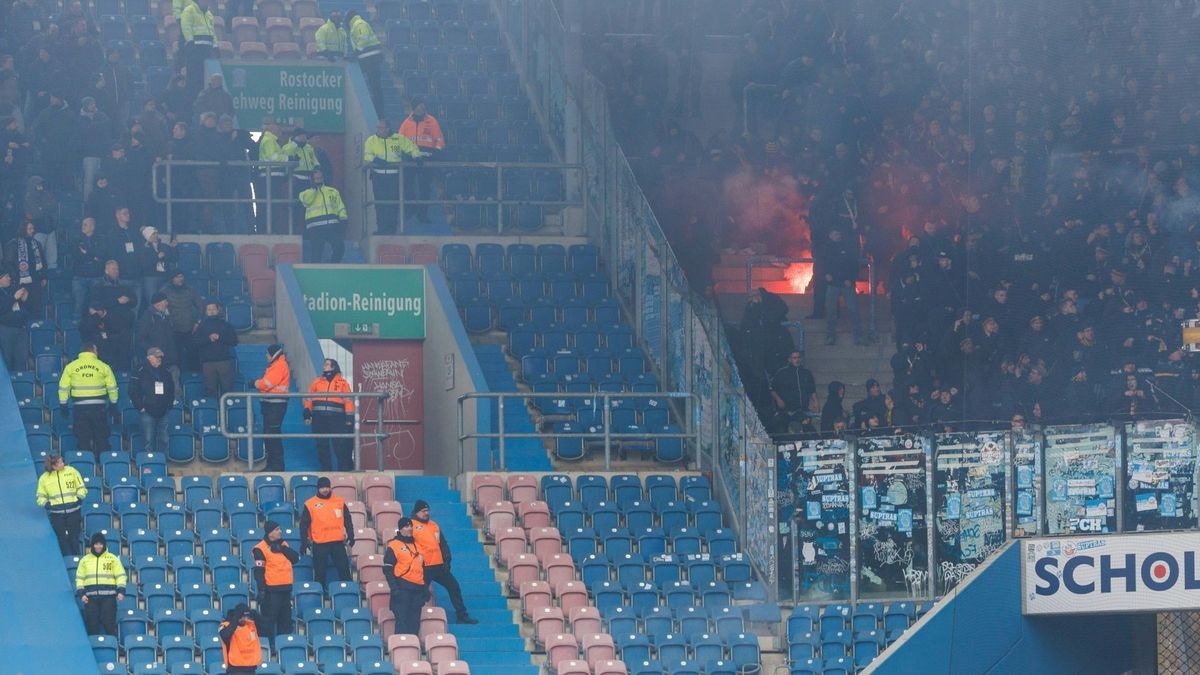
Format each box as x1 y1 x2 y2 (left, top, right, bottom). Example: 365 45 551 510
256 118 290 234
314 11 348 60
59 341 119 461
179 0 215 98
345 10 383 113
36 453 88 555
282 128 323 233
364 118 420 235
76 532 127 636
299 170 347 264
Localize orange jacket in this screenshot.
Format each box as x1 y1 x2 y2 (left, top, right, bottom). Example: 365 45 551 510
219 618 261 667
412 518 445 566
305 374 354 414
385 538 425 585
399 114 445 150
256 354 290 402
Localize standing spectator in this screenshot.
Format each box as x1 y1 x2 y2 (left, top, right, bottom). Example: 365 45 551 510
303 359 354 471
819 229 863 345
33 92 75 190
23 174 56 238
78 96 112 198
411 500 476 624
193 112 223 232
125 133 157 224
5 218 45 316
398 98 445 222
0 268 30 371
99 49 133 132
75 532 126 636
130 346 174 454
192 73 233 121
161 271 201 367
217 114 256 231
36 453 88 555
254 343 290 471
179 0 215 98
300 476 354 585
70 218 103 317
101 143 132 207
384 517 425 636
59 341 119 461
363 118 419 235
136 292 180 393
80 300 132 375
767 350 817 434
252 521 299 649
820 381 846 432
315 11 347 60
298 169 348 263
345 10 383 113
85 175 120 232
106 207 142 307
158 75 193 128
137 226 176 300
193 301 237 397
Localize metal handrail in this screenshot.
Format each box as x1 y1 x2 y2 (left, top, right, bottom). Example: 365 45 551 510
217 391 395 471
457 391 700 472
361 160 586 234
744 255 877 339
153 159 299 235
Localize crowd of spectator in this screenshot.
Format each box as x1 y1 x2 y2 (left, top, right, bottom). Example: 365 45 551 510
589 0 1200 435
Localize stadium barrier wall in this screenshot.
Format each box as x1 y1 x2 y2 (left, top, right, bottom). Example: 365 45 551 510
343 61 376 240
0 360 95 672
276 263 324 389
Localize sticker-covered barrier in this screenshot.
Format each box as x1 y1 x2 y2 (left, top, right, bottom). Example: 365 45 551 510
778 419 1200 604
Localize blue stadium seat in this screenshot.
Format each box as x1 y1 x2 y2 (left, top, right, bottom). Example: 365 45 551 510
276 633 309 664
153 608 187 637
91 634 119 663
303 607 336 637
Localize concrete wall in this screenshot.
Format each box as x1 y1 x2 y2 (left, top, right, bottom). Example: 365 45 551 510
343 62 377 241
871 543 1156 674
274 263 323 388
422 264 489 476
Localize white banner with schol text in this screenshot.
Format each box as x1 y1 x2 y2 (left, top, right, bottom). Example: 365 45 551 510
1023 532 1200 615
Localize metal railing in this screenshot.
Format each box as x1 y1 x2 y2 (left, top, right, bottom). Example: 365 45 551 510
744 255 877 339
153 159 298 234
217 391 395 471
361 160 587 234
457 391 700 472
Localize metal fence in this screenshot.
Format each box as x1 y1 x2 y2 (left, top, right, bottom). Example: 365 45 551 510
153 159 298 234
360 160 587 234
217 391 394 470
456 391 700 473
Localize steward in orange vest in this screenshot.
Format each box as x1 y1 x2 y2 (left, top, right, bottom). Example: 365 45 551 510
411 499 476 623
219 603 262 675
251 520 299 645
384 517 426 635
303 359 355 471
254 343 291 471
300 477 355 585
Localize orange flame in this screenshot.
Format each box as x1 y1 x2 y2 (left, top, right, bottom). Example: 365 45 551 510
785 262 814 293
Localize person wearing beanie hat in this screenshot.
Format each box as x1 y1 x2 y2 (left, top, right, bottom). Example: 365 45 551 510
75 531 127 636
254 343 291 470
300 476 355 585
304 358 355 471
252 518 299 646
384 516 425 635
411 500 476 623
138 224 176 306
137 285 180 394
219 601 262 674
850 378 888 430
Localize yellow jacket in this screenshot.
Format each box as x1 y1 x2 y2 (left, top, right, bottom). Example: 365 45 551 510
76 550 127 597
315 20 348 56
180 1 215 44
364 133 420 170
36 466 88 512
348 15 382 58
281 141 320 175
299 185 348 228
59 352 118 405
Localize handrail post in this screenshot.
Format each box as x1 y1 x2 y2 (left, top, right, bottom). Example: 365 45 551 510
265 168 273 235
497 165 504 233
245 395 254 471
398 165 406 234
497 395 506 470
603 394 612 471
375 394 384 470
457 396 465 475
352 401 361 470
165 162 173 235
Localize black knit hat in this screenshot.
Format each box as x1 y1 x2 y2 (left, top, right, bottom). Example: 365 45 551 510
262 520 281 535
396 517 413 533
91 532 107 546
317 476 332 489
412 499 430 515
267 343 284 360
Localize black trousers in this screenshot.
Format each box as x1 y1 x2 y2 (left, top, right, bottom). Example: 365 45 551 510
313 412 354 471
261 401 287 471
83 594 118 635
258 589 293 644
311 541 352 586
303 224 345 263
183 43 213 99
425 563 468 617
390 580 425 635
73 404 111 459
50 509 82 556
358 53 384 115
371 171 400 234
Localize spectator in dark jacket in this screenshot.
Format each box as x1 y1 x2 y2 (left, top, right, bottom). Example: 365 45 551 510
137 292 179 392
80 298 132 372
0 268 30 370
137 226 176 300
5 218 45 317
99 49 133 131
819 229 863 345
130 346 174 454
193 300 237 396
820 381 846 432
84 175 120 232
106 206 141 305
71 217 105 317
162 272 202 357
850 379 888 429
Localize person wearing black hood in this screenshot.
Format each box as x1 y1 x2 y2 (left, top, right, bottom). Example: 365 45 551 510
193 300 237 396
300 476 354 585
74 531 127 636
850 379 887 429
304 358 354 471
411 500 476 624
85 175 120 232
383 517 425 635
218 603 262 675
252 519 298 648
820 381 846 432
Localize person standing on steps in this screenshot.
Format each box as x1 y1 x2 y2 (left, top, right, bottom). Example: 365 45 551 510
300 477 354 585
412 500 477 624
219 603 262 675
252 520 299 650
36 453 88 555
59 341 119 462
304 359 355 471
254 343 290 471
384 517 425 635
75 532 127 636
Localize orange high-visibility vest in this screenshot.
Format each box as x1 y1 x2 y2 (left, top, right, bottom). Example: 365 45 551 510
305 374 354 414
387 539 425 585
412 519 444 566
252 540 294 587
220 619 261 667
304 495 348 544
256 355 290 402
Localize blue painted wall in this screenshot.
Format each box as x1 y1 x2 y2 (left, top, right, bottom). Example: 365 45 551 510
875 544 1153 674
0 360 95 672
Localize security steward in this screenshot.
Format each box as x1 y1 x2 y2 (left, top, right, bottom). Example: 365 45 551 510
76 532 127 636
383 517 425 635
282 128 321 232
254 343 290 471
346 10 383 113
398 97 446 222
256 118 290 234
304 359 355 471
300 477 355 585
412 499 477 624
59 341 119 461
219 603 262 675
314 10 347 60
37 453 88 555
179 0 216 98
252 520 299 648
364 118 420 235
298 169 348 263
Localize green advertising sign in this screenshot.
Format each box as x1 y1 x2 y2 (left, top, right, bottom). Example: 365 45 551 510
293 266 426 339
226 64 346 132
